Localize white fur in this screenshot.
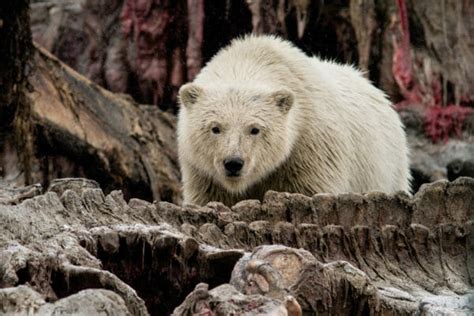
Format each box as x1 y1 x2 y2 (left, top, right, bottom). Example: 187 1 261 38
177 35 411 206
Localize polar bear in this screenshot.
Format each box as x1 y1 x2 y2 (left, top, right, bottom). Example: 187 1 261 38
177 35 411 206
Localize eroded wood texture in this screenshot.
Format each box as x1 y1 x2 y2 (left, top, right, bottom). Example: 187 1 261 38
1 177 472 315
1 45 181 204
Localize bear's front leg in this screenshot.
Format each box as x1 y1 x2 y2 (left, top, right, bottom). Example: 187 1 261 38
181 163 212 206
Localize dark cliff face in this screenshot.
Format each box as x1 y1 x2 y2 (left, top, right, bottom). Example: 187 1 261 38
1 177 473 315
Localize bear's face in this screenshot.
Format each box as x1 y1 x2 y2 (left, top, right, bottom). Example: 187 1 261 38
178 83 295 194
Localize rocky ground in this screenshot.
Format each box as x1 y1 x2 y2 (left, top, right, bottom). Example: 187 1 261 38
1 177 472 315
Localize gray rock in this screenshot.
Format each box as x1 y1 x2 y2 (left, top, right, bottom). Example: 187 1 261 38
0 177 472 314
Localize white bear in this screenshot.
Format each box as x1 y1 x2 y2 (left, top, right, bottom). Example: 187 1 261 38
177 35 411 206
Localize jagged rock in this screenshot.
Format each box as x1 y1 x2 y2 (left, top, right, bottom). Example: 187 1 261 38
0 177 473 315
229 244 474 314
408 134 474 192
448 159 474 181
0 285 46 315
0 182 42 205
172 282 297 316
0 286 130 315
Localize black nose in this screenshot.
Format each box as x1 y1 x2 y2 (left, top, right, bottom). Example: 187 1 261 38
224 157 244 176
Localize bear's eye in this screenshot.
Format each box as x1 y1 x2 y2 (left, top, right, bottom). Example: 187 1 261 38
211 126 221 134
250 127 260 135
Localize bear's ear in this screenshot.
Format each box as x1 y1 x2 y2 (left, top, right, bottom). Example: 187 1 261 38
179 83 203 108
270 89 294 113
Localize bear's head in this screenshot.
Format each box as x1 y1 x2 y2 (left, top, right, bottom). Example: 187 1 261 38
178 83 296 194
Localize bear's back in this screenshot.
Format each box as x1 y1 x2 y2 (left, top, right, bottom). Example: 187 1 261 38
194 35 311 89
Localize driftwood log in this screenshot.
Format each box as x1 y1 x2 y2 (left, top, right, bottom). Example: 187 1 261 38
1 45 181 204
1 177 472 315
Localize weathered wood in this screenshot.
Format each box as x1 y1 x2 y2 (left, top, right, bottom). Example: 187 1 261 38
0 0 32 117
2 45 181 203
0 286 131 316
1 177 472 315
0 0 35 185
